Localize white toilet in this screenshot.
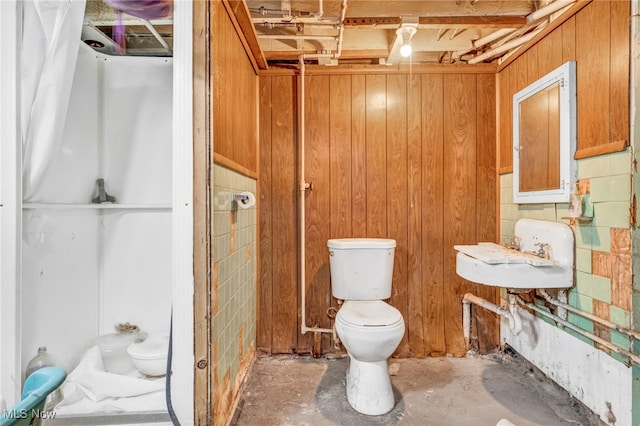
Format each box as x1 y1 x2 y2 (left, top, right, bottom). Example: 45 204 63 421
327 238 405 416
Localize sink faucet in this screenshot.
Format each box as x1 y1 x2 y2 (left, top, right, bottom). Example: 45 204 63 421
528 243 552 259
505 236 521 251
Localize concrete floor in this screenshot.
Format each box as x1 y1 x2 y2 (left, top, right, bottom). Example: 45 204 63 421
231 349 602 426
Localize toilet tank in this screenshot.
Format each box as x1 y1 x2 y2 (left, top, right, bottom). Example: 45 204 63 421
327 238 396 300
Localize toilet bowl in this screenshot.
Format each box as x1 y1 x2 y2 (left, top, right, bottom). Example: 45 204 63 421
127 332 169 377
327 238 405 416
335 300 405 415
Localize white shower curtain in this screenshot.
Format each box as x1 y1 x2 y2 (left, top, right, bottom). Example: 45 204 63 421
21 0 86 201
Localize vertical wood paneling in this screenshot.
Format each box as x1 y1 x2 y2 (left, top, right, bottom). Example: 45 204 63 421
365 75 387 237
304 75 331 352
259 0 631 354
351 76 367 237
193 1 211 420
610 0 630 144
498 65 513 172
476 75 497 237
421 74 446 356
514 55 529 94
329 76 353 239
258 70 498 357
526 47 539 82
561 16 576 63
212 1 258 173
270 76 298 353
329 75 353 349
498 1 629 172
475 74 499 352
257 77 273 352
537 28 562 77
576 0 610 149
407 74 424 356
386 74 409 356
443 74 477 357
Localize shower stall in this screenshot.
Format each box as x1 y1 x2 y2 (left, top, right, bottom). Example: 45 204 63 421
0 1 194 424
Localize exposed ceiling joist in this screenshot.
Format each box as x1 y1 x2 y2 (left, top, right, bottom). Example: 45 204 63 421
344 15 527 29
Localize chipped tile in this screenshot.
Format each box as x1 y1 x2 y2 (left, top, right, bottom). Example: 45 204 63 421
592 300 611 353
591 251 612 278
611 253 632 311
610 227 631 255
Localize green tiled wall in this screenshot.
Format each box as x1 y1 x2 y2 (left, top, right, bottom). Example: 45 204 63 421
212 165 257 384
500 150 633 365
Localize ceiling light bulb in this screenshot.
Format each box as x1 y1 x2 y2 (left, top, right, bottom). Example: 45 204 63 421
400 43 412 57
398 27 414 58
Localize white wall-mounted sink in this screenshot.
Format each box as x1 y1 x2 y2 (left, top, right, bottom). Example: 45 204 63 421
455 219 574 289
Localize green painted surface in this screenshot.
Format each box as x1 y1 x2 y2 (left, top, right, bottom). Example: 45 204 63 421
575 247 592 273
591 226 611 252
593 201 631 228
609 305 630 328
590 175 631 203
213 165 258 386
577 151 631 179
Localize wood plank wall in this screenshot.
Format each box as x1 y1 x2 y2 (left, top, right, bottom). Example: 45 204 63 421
498 0 630 173
259 70 498 357
193 1 212 423
212 1 258 175
194 2 260 424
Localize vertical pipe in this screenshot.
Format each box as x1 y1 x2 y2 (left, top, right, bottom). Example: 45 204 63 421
298 57 307 335
299 0 348 337
313 0 324 18
297 58 331 335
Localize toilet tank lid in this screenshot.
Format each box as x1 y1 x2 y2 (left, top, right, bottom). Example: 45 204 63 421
327 238 396 249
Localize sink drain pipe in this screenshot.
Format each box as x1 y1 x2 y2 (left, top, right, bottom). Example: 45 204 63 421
462 292 522 350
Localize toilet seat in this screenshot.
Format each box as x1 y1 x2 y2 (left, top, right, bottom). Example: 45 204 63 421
337 300 403 328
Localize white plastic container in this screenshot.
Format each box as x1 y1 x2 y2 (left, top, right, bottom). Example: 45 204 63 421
127 332 169 377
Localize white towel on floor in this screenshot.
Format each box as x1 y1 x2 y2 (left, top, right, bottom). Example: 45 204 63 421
54 345 166 414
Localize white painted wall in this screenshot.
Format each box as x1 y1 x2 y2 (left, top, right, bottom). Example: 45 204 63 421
20 45 173 376
502 312 632 425
0 0 21 408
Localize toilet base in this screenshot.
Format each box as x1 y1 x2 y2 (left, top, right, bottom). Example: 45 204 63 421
345 355 395 415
